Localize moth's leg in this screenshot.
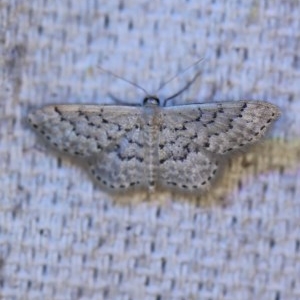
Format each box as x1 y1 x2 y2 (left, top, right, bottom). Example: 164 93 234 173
108 93 141 106
108 93 140 106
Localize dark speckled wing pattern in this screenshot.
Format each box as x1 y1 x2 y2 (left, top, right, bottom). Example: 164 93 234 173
157 101 280 191
28 100 280 193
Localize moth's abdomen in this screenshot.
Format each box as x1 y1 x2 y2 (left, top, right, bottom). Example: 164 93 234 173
143 107 160 192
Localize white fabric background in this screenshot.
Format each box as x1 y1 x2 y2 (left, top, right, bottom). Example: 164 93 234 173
0 0 299 299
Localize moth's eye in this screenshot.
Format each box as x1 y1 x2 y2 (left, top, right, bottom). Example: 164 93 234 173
143 96 160 106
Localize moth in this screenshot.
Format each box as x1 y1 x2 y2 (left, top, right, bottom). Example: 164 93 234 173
28 69 280 193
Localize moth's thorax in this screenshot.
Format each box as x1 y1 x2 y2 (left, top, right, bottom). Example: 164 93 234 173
143 95 160 107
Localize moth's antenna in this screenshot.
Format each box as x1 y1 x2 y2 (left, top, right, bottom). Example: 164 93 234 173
156 57 205 93
162 70 202 106
98 65 149 95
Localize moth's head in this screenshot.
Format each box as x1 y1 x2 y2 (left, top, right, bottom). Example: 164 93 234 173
143 95 160 107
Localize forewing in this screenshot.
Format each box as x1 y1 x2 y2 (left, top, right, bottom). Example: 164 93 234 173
158 101 280 191
28 104 142 157
28 104 148 192
159 101 280 155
